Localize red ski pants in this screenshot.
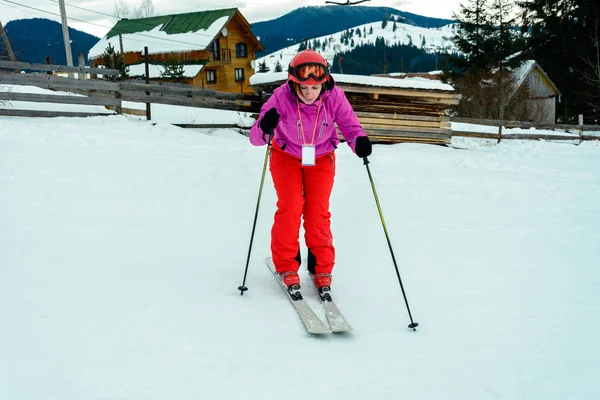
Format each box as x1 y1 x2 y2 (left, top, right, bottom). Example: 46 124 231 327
269 146 335 275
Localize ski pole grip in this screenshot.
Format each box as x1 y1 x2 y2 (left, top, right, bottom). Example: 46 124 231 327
362 156 370 165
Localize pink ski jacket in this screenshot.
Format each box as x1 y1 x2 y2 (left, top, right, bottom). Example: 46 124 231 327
249 81 366 158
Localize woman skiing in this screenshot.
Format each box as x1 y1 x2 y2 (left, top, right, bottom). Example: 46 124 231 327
249 49 371 293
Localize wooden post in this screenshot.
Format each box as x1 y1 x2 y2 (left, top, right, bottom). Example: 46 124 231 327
78 53 86 80
497 125 502 143
0 20 18 67
578 114 584 144
45 56 53 75
114 56 122 114
118 34 124 54
144 46 151 121
57 0 74 78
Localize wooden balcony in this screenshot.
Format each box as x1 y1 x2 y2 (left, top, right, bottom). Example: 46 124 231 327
208 49 232 65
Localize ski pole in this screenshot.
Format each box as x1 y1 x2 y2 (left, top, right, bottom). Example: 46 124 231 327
238 130 274 295
362 156 419 331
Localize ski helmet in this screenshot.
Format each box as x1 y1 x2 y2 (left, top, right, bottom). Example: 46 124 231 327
288 49 330 85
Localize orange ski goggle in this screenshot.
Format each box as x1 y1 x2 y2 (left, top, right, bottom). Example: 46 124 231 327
288 63 329 82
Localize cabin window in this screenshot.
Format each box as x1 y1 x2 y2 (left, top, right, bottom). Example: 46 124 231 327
235 68 245 82
206 69 216 83
236 43 248 58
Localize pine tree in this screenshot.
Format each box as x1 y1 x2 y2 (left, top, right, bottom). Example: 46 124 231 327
369 26 374 35
101 43 128 80
521 0 600 120
160 53 185 82
257 60 270 73
381 15 388 29
489 0 523 69
451 0 495 72
393 21 397 32
274 60 283 72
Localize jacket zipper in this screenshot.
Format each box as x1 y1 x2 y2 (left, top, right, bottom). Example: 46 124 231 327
297 118 302 140
318 118 327 140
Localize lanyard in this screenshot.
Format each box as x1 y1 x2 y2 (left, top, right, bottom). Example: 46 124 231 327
297 98 322 145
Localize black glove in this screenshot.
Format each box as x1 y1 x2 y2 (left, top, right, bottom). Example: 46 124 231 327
355 136 372 158
259 108 280 139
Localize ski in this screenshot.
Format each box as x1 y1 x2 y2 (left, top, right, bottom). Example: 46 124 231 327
309 276 353 333
265 257 331 335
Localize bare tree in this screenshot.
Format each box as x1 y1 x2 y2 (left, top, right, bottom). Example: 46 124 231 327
113 0 131 19
114 0 155 19
137 0 155 18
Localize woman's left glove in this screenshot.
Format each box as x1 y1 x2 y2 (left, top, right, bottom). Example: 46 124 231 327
355 136 372 157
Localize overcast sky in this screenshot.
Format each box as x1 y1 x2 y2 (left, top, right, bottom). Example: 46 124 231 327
2 0 461 38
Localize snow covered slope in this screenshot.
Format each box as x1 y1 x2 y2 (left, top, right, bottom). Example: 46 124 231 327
256 16 458 72
1 108 599 399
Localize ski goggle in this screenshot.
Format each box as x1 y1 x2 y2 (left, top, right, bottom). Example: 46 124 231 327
288 63 329 82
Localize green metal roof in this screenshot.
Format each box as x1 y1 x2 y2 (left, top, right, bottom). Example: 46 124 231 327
106 8 238 39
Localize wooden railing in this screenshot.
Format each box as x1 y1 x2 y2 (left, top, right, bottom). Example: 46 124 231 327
210 49 232 63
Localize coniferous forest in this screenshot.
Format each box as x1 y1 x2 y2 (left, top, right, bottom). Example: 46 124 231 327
330 37 454 75
450 0 599 123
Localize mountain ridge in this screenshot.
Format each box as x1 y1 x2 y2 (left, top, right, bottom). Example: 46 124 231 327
252 5 454 57
1 7 455 68
2 18 99 65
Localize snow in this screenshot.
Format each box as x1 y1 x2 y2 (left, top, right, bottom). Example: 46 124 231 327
126 63 204 79
88 17 230 59
256 17 458 74
1 86 600 400
0 84 116 114
252 17 458 91
250 72 455 91
512 60 537 89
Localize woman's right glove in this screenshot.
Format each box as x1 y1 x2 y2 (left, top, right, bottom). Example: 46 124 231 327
355 136 372 157
259 108 280 140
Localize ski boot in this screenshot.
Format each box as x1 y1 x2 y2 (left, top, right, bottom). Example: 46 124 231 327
279 271 302 300
313 273 332 302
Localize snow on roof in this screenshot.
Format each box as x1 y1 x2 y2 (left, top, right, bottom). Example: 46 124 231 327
126 63 204 79
512 60 537 89
510 59 560 97
88 16 229 59
249 72 455 91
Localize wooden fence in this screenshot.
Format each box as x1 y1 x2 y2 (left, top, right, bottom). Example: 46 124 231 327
0 60 262 120
450 117 600 143
2 60 599 145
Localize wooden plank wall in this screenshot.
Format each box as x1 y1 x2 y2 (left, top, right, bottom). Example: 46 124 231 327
355 111 451 145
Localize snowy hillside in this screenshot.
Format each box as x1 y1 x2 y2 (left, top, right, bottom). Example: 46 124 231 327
256 16 458 72
2 84 600 399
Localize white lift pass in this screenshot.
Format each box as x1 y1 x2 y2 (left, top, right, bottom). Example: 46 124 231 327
302 145 316 166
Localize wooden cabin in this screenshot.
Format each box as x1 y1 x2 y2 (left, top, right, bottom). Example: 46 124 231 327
88 8 264 94
509 60 560 124
250 72 462 145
